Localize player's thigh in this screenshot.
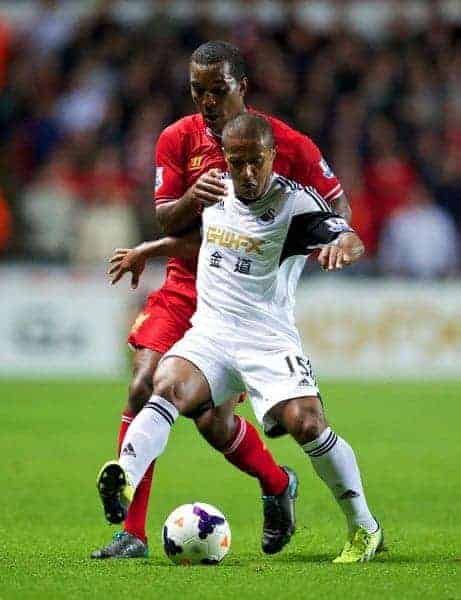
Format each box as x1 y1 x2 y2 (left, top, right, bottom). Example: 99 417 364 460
154 354 212 417
157 328 243 415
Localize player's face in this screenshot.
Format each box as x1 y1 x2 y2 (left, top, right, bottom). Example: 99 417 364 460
224 137 276 203
190 61 247 135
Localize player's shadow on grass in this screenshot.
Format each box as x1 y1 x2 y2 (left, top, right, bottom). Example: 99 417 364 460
273 553 332 564
375 554 450 565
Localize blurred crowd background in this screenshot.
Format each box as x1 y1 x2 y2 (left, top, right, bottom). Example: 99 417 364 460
0 0 459 278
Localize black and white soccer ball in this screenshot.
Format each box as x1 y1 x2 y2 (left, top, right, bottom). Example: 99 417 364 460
162 502 231 565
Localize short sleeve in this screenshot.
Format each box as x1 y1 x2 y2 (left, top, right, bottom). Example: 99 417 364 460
154 127 186 205
290 135 344 204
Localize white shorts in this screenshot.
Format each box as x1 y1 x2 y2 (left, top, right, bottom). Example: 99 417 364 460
161 325 320 428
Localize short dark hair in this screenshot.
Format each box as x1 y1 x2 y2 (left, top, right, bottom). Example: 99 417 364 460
222 113 274 149
191 41 247 80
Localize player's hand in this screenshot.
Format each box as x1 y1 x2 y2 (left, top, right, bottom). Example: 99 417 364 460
318 232 364 271
108 246 147 289
190 168 227 207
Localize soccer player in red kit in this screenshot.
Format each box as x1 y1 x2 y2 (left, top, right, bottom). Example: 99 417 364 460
92 41 350 559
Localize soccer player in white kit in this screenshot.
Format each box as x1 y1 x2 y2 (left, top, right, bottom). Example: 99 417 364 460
97 113 384 563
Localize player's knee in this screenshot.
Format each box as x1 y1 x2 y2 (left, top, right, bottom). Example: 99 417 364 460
128 371 153 414
291 412 326 444
152 369 193 416
281 399 326 444
293 415 325 444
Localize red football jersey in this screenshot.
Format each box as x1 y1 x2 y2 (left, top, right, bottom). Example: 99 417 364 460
154 110 343 296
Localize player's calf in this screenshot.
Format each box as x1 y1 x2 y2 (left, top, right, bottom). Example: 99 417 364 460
127 375 153 414
126 348 159 414
195 403 239 451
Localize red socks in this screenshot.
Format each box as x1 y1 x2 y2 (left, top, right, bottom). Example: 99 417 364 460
118 410 154 544
223 416 288 496
117 410 133 455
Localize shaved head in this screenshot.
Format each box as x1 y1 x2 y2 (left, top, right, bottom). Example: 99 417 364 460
222 114 274 150
222 114 276 203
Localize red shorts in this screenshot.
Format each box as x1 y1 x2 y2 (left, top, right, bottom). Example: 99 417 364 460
127 287 196 354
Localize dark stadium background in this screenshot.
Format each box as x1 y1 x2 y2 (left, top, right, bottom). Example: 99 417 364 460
0 2 460 598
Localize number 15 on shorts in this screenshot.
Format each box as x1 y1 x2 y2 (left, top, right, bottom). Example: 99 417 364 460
284 354 317 386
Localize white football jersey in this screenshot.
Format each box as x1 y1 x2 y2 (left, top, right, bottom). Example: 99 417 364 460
193 173 351 342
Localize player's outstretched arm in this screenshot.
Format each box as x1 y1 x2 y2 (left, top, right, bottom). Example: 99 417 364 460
156 169 227 235
108 232 201 288
318 231 364 271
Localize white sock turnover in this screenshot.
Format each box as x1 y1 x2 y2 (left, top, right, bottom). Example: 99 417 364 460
119 395 178 489
303 427 378 534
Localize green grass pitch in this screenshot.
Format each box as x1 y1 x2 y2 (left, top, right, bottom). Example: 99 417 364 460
1 379 460 599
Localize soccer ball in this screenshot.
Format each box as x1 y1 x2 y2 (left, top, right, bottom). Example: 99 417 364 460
162 502 231 565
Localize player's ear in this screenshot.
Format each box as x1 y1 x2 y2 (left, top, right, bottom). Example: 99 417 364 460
239 77 248 97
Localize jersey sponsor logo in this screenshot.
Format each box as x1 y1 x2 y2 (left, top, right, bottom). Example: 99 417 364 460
155 167 163 191
234 257 252 274
209 250 223 268
206 225 265 255
319 158 334 179
189 156 203 170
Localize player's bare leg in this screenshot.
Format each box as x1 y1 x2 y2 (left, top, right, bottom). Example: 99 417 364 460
195 401 297 554
126 348 161 413
268 396 384 563
91 348 161 559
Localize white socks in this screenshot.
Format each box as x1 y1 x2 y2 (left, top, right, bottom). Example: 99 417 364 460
303 427 378 534
119 395 178 489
